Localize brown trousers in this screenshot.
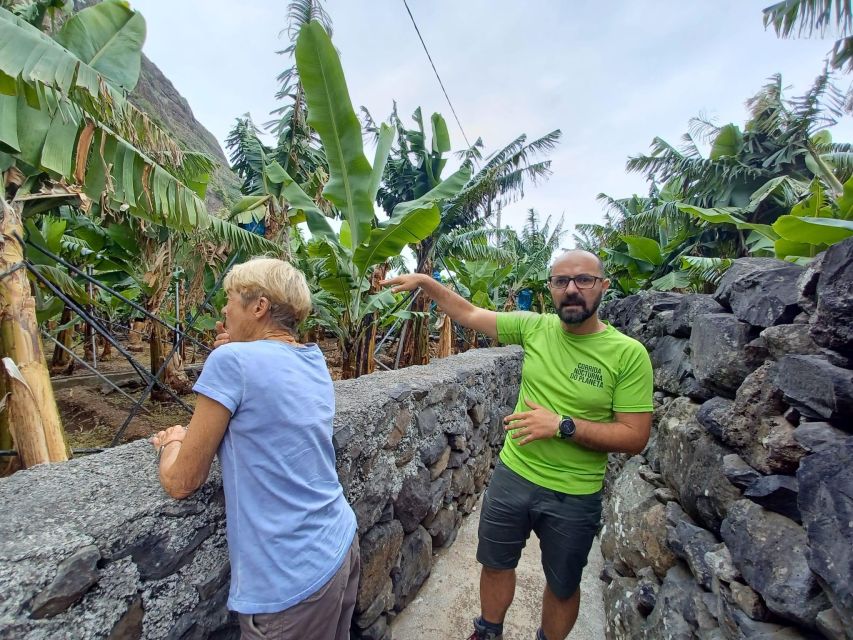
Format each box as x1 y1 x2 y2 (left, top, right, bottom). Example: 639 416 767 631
238 536 360 640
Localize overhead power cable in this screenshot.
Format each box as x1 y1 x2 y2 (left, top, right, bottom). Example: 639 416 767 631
402 0 472 148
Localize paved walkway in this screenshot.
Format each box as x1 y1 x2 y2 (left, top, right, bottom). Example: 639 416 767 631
392 497 605 640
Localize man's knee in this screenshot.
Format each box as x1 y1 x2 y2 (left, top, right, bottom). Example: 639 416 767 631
546 583 580 603
482 565 514 577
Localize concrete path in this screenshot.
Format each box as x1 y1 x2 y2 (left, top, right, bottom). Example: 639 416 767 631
392 497 605 640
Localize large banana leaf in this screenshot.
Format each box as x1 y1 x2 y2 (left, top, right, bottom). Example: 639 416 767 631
54 0 145 92
206 216 283 255
0 6 194 179
678 204 779 241
392 164 472 218
620 235 663 265
709 124 743 160
353 204 440 272
0 6 211 235
296 21 374 247
773 216 853 247
369 123 395 203
264 161 334 241
230 195 271 224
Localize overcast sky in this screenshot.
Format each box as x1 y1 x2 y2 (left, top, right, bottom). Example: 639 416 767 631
132 0 852 243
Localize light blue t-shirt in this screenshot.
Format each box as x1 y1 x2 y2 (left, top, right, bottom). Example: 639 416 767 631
193 340 357 614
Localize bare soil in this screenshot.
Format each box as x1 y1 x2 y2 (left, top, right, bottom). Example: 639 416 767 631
54 334 451 450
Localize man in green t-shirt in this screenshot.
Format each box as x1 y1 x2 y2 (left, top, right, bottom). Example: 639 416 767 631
383 250 653 640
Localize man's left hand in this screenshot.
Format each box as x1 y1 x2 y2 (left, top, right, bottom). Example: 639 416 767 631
504 399 559 446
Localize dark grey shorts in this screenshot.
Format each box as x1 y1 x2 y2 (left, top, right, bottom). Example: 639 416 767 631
477 460 602 599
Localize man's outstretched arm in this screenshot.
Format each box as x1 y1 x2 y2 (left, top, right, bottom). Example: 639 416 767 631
381 273 498 339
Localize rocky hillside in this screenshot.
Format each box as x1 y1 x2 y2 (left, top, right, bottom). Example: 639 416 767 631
73 0 242 214
599 238 853 639
131 55 241 214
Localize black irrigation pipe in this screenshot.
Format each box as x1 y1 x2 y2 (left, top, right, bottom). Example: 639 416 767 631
24 237 212 354
99 317 212 355
25 261 194 415
40 329 150 413
373 289 421 356
110 252 240 447
0 261 26 280
0 448 103 457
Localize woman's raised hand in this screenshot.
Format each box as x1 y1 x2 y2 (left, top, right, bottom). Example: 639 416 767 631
213 321 231 349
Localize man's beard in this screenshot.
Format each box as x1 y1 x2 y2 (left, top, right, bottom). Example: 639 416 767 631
557 291 603 325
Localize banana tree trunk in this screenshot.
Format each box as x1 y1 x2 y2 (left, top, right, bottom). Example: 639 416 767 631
400 244 432 367
127 319 145 352
0 195 68 468
436 313 453 358
50 305 74 373
150 323 191 399
340 338 357 380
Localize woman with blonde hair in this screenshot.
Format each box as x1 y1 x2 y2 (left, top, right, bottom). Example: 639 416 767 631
150 257 358 640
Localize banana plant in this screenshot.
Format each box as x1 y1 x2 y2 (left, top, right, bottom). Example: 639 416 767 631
269 21 471 377
0 0 280 467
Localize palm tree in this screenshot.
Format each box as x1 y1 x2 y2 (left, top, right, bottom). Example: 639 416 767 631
764 0 853 72
501 209 565 311
584 73 852 295
226 0 332 247
368 104 561 365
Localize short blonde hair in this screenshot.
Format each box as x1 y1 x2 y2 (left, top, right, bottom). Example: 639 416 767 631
223 257 312 331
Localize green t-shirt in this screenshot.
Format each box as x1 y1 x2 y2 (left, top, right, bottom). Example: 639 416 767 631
497 312 653 495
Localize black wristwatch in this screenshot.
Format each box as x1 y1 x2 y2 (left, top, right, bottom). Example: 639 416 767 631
558 415 576 439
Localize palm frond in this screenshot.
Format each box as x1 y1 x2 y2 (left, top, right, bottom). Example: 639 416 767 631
763 0 852 39
205 216 284 256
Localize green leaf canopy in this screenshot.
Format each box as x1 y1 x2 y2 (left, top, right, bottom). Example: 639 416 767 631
55 0 145 92
296 20 374 248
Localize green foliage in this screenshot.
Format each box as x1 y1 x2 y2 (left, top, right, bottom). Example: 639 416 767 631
587 71 853 297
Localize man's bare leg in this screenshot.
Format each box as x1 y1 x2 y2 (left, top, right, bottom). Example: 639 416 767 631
540 585 581 639
480 566 516 624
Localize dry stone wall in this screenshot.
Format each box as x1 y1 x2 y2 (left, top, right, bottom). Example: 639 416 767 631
599 237 853 640
0 347 522 640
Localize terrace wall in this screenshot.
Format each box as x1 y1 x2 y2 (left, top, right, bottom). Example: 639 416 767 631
0 347 522 640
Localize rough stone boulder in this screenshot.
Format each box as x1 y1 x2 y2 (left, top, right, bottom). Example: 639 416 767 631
775 355 853 427
742 475 800 523
720 500 828 627
649 336 713 400
601 291 682 345
356 520 404 614
393 466 431 534
793 421 852 454
721 453 762 491
666 293 726 338
716 595 808 639
797 440 853 631
641 563 719 639
809 236 853 356
392 526 432 611
690 313 766 397
602 575 646 639
760 323 821 360
703 363 805 474
714 257 804 328
657 398 740 535
599 458 677 578
664 502 719 590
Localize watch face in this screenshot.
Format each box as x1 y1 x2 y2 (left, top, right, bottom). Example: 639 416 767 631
559 417 575 438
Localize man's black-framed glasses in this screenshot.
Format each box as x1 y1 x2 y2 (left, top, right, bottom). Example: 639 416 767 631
547 275 603 290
